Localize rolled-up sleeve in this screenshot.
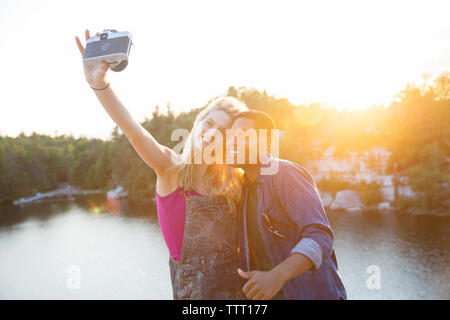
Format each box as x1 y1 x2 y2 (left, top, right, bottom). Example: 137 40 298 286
274 164 334 271
290 237 323 270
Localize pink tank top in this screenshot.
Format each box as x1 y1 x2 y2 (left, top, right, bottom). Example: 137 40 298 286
156 186 203 261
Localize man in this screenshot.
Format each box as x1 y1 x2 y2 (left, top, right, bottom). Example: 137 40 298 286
227 110 347 300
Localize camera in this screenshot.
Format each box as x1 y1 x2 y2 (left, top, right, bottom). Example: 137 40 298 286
82 29 133 72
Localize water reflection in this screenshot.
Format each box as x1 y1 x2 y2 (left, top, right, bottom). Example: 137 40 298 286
328 211 450 299
0 195 155 228
0 196 172 300
0 196 448 299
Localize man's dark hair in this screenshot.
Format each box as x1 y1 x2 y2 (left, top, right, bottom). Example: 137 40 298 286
233 110 276 141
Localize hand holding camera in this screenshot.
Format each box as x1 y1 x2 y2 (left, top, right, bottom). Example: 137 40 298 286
75 29 133 90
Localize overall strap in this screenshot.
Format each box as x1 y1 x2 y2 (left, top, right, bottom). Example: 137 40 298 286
180 188 192 204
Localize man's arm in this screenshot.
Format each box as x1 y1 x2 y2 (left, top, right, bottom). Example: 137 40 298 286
271 252 313 283
239 163 334 300
75 30 176 176
276 163 334 270
238 253 313 300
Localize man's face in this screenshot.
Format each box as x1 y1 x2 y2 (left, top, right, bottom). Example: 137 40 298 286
226 117 258 168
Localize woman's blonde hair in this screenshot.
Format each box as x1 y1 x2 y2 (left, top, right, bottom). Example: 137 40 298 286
173 96 248 214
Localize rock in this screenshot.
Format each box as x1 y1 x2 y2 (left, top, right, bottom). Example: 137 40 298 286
319 191 334 208
409 208 423 215
398 185 416 198
106 185 128 199
381 185 416 201
377 202 392 210
381 186 395 202
13 184 102 205
330 190 364 211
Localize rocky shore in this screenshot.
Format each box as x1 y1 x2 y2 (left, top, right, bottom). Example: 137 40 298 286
13 183 104 205
319 189 448 216
11 183 447 215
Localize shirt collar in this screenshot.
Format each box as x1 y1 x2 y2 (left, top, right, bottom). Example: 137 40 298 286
256 154 273 184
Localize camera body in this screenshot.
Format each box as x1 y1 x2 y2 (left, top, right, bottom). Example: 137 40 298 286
82 29 133 72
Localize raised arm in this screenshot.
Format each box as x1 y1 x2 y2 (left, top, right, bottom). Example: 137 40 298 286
75 29 176 176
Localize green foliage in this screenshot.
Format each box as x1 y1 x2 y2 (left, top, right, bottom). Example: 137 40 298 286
316 174 353 197
383 73 450 211
316 176 383 207
357 181 383 207
392 196 418 211
406 163 450 210
0 133 77 201
0 72 448 212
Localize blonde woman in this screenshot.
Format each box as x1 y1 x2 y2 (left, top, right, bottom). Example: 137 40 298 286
76 30 248 299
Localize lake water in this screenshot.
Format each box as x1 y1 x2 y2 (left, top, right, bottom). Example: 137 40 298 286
0 195 448 300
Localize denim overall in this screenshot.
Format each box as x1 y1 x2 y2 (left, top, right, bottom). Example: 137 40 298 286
168 192 246 300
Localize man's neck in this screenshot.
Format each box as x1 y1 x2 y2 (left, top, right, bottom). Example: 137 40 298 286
244 164 260 183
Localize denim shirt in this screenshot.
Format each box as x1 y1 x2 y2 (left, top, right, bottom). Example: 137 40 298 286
237 157 347 300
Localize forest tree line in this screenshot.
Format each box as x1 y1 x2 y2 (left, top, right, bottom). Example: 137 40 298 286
0 72 448 212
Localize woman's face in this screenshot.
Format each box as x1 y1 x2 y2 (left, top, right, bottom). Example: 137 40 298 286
193 109 233 153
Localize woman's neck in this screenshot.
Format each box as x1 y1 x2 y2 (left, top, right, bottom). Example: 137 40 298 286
191 164 209 194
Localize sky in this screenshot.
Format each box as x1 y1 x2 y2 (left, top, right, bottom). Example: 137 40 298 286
0 0 449 140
